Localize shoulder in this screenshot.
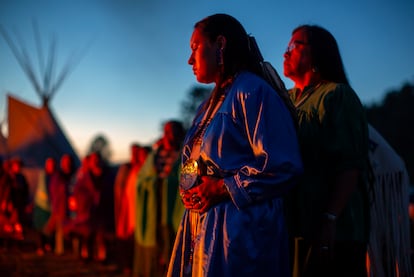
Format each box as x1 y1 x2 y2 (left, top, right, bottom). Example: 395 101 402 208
318 82 361 105
233 71 269 89
319 82 356 96
229 71 275 99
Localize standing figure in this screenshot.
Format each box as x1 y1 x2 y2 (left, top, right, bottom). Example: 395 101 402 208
114 143 149 273
32 157 56 255
68 152 114 262
8 158 29 240
65 154 97 260
44 154 76 255
133 120 186 277
0 158 22 242
282 25 371 277
167 14 303 277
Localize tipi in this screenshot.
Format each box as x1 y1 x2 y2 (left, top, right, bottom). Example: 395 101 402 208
5 94 79 168
0 23 81 193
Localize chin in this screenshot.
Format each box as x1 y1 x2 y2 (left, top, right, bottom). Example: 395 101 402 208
196 76 208 84
283 69 292 78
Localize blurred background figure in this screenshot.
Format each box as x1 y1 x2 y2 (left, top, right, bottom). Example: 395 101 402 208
66 152 114 263
44 154 76 255
133 120 185 277
8 158 29 243
32 157 56 256
114 143 149 274
64 154 94 260
0 158 23 246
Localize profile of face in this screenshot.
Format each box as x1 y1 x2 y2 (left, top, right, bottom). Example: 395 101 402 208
60 154 73 174
130 145 141 165
188 27 221 84
10 159 22 174
283 28 313 82
45 158 56 175
162 121 184 151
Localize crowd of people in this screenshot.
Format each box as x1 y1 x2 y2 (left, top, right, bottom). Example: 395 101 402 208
0 119 187 277
0 13 411 277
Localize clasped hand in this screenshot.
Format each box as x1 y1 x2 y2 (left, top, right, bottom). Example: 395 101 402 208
180 175 229 213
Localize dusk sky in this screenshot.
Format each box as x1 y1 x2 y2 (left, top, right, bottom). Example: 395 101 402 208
1 0 413 162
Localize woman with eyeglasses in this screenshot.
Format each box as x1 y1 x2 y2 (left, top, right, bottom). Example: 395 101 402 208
283 25 371 277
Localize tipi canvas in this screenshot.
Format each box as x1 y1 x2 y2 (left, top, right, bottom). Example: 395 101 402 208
6 94 79 168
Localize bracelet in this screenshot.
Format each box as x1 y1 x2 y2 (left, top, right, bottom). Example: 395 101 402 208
323 212 337 221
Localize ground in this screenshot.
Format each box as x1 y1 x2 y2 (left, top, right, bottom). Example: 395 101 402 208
0 229 127 277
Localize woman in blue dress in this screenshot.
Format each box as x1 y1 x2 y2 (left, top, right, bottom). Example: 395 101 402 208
167 14 303 277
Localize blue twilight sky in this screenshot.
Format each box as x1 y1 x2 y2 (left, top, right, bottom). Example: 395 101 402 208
1 0 413 162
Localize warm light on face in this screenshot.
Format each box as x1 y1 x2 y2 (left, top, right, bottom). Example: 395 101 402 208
283 30 312 82
60 155 72 174
285 40 308 54
188 28 219 84
45 158 56 174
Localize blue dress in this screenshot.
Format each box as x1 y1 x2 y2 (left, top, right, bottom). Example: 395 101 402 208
167 71 303 277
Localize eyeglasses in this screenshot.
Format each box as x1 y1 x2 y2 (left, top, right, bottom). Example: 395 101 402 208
286 40 308 53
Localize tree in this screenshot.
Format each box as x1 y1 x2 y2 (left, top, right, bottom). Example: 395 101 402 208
179 85 212 129
365 82 414 184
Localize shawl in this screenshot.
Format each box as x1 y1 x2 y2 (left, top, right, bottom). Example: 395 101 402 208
34 171 51 211
135 151 158 246
135 150 184 247
367 125 412 277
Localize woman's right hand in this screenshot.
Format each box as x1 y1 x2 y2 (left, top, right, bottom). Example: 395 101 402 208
180 176 230 213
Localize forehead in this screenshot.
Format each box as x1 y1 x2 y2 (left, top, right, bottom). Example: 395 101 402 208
164 122 176 132
190 28 209 45
290 29 308 42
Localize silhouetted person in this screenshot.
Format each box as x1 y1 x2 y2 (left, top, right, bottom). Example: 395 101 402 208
282 25 370 277
0 158 23 245
133 120 186 277
44 154 76 255
114 143 149 274
33 157 57 255
8 158 29 241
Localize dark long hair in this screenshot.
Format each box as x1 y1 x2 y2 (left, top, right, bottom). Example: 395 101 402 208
195 14 297 125
195 14 263 85
293 25 349 85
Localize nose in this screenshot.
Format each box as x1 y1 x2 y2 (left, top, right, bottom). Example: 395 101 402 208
188 53 194 65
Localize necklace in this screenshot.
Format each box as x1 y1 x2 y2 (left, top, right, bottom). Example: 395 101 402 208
182 76 233 275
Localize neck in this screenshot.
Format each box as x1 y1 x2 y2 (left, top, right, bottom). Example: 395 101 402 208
294 71 322 91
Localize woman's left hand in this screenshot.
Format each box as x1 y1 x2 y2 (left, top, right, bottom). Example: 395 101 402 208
180 175 230 213
306 217 336 271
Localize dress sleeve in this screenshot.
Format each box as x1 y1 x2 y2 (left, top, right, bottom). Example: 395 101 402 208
221 80 303 209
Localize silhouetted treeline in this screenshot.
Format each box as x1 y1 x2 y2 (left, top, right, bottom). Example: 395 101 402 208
365 82 414 185
179 85 212 129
